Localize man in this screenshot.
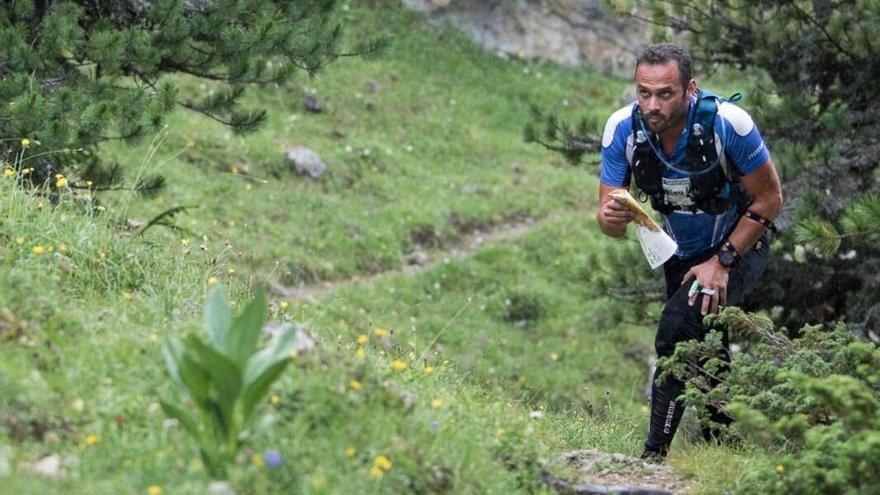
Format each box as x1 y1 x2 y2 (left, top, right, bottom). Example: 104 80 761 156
597 43 783 460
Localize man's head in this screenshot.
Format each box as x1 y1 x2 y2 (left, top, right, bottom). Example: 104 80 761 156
634 43 697 134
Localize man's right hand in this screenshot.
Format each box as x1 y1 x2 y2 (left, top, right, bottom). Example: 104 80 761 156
601 198 635 224
597 184 634 237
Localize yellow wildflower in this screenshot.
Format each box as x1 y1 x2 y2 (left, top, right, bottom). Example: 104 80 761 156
55 176 68 188
59 244 68 253
3 167 13 176
15 237 24 245
149 333 159 343
85 180 92 187
207 276 218 286
373 327 389 338
230 165 239 175
369 466 383 479
374 455 392 471
84 434 100 446
122 291 134 300
180 239 190 247
424 366 434 375
390 359 407 371
431 399 443 409
36 201 44 209
776 465 785 474
251 454 264 467
345 447 357 458
31 245 46 255
244 183 252 191
349 379 362 390
22 168 31 175
356 334 369 345
355 348 366 359
270 395 280 405
311 474 327 490
20 138 30 148
147 486 162 495
280 301 289 310
227 268 235 274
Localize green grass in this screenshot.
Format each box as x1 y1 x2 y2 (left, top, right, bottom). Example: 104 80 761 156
0 3 772 494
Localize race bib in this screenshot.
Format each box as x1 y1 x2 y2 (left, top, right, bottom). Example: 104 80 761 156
662 177 694 207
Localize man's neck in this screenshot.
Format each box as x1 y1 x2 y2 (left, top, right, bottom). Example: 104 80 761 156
658 117 686 155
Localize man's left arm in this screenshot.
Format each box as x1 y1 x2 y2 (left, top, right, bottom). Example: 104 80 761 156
683 158 783 314
725 158 784 255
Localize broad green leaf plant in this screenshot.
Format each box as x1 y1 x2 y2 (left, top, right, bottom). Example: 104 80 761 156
161 286 296 478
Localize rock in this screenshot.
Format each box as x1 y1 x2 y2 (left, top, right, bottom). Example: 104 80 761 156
405 250 429 266
208 481 236 495
399 390 417 411
285 147 327 179
261 323 317 355
31 455 61 478
303 94 322 113
0 445 12 477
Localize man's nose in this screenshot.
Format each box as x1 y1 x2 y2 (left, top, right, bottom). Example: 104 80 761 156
644 96 660 112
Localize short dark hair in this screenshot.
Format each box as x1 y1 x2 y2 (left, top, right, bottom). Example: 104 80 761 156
635 43 693 89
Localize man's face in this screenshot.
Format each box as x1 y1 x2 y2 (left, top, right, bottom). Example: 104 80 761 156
635 61 694 134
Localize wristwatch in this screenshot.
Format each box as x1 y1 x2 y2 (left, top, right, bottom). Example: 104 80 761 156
716 240 740 269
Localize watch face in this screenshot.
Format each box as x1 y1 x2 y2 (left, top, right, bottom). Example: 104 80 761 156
719 251 736 268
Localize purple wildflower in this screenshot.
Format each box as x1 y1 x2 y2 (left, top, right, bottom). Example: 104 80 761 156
430 421 440 430
264 450 283 468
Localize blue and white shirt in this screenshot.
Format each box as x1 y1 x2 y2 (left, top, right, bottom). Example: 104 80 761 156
600 96 770 258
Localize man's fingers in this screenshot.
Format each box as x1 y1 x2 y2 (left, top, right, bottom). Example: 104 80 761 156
682 270 695 286
709 293 719 315
701 292 711 315
718 286 727 310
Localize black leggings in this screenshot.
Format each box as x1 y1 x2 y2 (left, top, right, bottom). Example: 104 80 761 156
644 232 770 454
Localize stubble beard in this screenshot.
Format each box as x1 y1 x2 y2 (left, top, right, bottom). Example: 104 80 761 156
646 97 689 135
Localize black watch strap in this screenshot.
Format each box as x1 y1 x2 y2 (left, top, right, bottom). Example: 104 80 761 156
716 240 741 269
722 239 740 258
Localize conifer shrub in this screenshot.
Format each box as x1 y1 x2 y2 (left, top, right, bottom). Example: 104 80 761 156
0 0 383 188
658 307 880 493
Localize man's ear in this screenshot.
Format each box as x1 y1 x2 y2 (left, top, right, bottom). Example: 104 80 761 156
686 79 697 98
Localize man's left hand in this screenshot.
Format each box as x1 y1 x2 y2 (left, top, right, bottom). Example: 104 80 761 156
682 258 730 315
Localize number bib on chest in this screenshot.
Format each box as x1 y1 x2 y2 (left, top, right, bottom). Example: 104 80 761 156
661 177 694 208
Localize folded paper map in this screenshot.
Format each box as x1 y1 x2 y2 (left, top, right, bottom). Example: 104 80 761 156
609 189 678 269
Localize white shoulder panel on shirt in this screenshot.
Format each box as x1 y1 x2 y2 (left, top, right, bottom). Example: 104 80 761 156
602 104 633 148
717 101 755 137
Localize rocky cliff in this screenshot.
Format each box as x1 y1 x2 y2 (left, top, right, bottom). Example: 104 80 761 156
400 0 648 76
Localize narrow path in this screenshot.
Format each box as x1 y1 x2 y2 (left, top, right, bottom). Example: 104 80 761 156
269 214 547 302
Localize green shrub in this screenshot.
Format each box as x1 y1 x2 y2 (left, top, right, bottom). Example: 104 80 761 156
658 307 880 494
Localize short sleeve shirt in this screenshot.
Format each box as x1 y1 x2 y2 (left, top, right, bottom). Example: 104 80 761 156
599 96 770 258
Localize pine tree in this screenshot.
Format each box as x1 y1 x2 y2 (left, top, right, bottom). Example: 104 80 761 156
0 0 385 188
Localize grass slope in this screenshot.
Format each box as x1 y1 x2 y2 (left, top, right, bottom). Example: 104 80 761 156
0 3 768 494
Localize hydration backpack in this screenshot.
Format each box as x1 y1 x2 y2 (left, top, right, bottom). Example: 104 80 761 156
629 89 747 215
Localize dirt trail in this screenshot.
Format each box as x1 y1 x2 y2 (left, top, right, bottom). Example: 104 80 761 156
269 215 542 301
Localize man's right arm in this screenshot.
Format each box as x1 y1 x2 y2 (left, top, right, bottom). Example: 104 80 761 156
597 105 636 238
597 183 633 237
